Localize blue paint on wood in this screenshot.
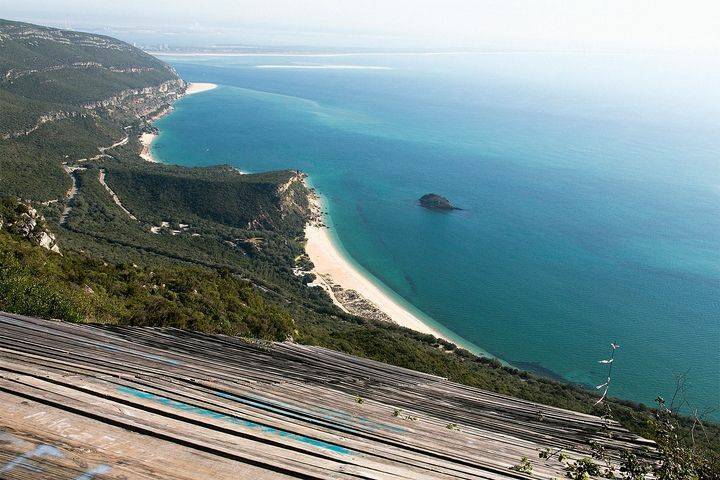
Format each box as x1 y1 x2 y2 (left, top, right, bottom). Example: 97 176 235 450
0 430 23 446
307 403 407 434
0 444 64 473
215 391 406 434
117 386 351 455
73 464 112 480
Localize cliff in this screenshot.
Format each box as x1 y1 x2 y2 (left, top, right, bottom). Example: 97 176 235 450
0 18 184 138
0 19 310 238
0 18 187 204
0 197 60 253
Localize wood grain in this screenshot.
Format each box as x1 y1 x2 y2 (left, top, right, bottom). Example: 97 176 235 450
0 312 652 479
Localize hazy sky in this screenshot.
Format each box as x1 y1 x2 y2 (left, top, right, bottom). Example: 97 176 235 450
2 0 718 50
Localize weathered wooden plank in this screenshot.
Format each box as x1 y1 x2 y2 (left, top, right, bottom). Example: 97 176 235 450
0 392 296 480
0 312 652 479
0 362 499 479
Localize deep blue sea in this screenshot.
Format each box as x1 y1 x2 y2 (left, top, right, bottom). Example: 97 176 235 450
152 52 719 416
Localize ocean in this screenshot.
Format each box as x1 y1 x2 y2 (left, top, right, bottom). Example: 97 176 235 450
152 52 719 415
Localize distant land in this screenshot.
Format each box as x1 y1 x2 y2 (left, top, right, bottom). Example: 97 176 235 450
142 45 492 56
0 18 717 476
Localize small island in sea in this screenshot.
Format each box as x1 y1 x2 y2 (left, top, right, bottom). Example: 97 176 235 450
418 193 460 210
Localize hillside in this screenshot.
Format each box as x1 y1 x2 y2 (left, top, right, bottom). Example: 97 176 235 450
0 17 315 305
0 18 718 478
0 18 180 136
0 19 186 201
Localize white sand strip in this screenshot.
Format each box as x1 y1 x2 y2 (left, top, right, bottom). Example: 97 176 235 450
139 132 158 163
304 189 489 356
186 82 218 95
306 221 492 358
305 222 451 342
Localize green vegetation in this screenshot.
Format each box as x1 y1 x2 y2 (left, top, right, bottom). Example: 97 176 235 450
533 398 720 479
0 115 121 200
0 18 183 201
0 18 177 135
510 456 533 475
103 162 308 233
0 229 293 340
1 221 717 459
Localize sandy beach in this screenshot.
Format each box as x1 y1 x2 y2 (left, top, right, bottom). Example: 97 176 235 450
139 82 217 162
139 132 158 162
304 194 454 343
185 82 218 95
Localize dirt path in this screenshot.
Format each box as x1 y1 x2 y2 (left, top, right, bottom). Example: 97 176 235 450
57 135 131 224
98 135 128 152
59 165 85 224
98 168 137 220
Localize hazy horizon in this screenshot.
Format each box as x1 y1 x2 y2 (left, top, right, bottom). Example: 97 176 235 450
1 0 718 52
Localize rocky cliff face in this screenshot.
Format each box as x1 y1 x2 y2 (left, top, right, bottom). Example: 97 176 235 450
242 172 311 231
277 171 312 221
0 18 185 139
0 198 60 253
1 78 186 140
88 79 186 121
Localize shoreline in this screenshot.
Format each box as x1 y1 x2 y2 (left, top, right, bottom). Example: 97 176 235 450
185 82 218 95
138 82 218 163
138 78 484 356
139 132 159 163
303 186 485 355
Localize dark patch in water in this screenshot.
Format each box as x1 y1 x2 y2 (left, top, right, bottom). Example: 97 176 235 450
402 273 418 295
510 360 567 382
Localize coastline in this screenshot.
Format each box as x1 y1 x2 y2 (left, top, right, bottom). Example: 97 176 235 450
139 132 159 162
303 186 485 354
185 82 218 95
139 78 485 356
138 82 218 163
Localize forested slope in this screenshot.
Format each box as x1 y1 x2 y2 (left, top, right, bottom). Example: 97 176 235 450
0 18 180 135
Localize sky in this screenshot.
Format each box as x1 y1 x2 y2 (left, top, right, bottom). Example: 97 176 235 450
1 0 719 51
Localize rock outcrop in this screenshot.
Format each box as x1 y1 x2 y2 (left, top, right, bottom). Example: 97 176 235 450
418 193 460 211
1 79 186 140
0 199 60 253
0 18 185 140
277 171 312 220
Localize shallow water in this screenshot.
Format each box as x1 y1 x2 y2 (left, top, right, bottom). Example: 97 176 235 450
153 52 720 416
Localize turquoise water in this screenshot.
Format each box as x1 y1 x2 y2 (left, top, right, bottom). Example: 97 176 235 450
152 53 719 416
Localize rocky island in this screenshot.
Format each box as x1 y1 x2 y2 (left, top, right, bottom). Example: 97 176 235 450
418 193 460 210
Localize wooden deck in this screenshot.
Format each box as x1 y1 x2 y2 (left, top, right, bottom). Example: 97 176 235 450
0 312 652 479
